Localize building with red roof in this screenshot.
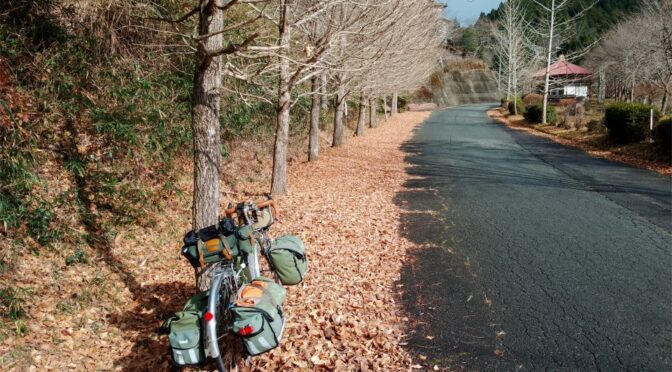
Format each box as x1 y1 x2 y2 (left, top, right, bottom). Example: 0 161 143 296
533 56 592 98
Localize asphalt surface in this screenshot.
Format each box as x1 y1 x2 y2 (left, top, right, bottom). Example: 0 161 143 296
398 104 672 371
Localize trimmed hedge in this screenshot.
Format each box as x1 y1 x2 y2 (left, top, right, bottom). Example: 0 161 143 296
604 102 659 144
507 97 525 115
524 103 557 124
653 116 671 155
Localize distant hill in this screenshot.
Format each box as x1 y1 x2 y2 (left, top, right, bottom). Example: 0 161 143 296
481 0 642 56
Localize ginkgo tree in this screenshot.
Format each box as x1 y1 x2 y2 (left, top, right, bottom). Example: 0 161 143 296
141 0 446 287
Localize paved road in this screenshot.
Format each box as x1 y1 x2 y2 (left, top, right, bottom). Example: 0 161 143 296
398 104 672 371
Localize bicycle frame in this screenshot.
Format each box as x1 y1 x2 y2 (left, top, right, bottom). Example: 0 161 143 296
205 235 265 371
242 204 262 280
204 202 276 371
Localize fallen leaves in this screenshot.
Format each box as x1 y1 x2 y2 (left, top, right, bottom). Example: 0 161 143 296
248 112 432 370
1 112 432 371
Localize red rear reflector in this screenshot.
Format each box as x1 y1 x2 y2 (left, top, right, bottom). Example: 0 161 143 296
239 325 254 336
204 311 214 322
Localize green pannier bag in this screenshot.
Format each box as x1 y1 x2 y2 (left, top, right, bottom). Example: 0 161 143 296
232 277 286 356
269 235 307 285
162 291 208 366
252 207 274 230
181 226 238 268
235 225 256 255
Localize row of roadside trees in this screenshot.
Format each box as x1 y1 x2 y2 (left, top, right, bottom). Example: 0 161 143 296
142 0 445 288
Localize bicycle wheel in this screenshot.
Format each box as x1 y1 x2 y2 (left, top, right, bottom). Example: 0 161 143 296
205 264 239 372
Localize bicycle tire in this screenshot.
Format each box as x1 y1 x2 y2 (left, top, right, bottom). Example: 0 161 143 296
206 265 238 372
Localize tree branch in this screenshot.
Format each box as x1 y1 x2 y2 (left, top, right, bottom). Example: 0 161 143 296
146 6 198 23
205 33 259 57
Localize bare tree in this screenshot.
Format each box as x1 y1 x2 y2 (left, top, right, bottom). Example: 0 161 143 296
145 0 262 290
356 92 367 136
492 0 532 114
531 0 596 123
369 97 378 128
586 0 672 112
189 0 445 196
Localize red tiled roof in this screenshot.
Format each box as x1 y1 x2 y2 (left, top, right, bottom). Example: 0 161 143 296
533 59 591 78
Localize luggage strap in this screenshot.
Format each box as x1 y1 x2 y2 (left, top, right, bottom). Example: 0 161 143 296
248 282 281 311
196 240 206 269
218 234 234 261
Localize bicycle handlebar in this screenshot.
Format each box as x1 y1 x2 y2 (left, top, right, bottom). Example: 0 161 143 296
223 198 281 222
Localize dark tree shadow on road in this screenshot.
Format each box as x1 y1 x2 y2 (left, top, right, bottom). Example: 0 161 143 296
393 127 518 371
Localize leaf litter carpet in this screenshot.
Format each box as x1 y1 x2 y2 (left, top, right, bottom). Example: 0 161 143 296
252 112 431 371
3 111 432 371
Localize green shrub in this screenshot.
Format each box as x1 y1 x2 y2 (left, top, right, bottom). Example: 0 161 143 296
65 249 88 266
507 97 524 115
653 116 671 155
27 203 61 246
0 287 27 320
604 102 660 144
524 103 557 124
397 95 410 112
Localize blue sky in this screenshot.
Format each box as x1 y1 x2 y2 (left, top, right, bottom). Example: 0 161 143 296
442 0 504 26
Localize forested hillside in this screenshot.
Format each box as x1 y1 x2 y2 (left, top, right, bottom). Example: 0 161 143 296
482 0 641 55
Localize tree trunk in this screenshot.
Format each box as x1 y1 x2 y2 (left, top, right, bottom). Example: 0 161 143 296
598 69 606 104
193 0 224 291
513 67 518 116
391 93 398 116
542 0 556 125
383 96 389 121
321 73 328 110
271 2 291 194
630 71 637 102
506 63 512 103
356 93 366 136
662 85 669 113
309 76 320 161
369 97 378 128
332 78 346 146
497 54 502 93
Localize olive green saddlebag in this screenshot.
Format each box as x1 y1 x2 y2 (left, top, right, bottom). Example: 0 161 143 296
269 235 307 285
181 225 238 268
162 291 208 366
235 225 256 255
232 277 286 356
